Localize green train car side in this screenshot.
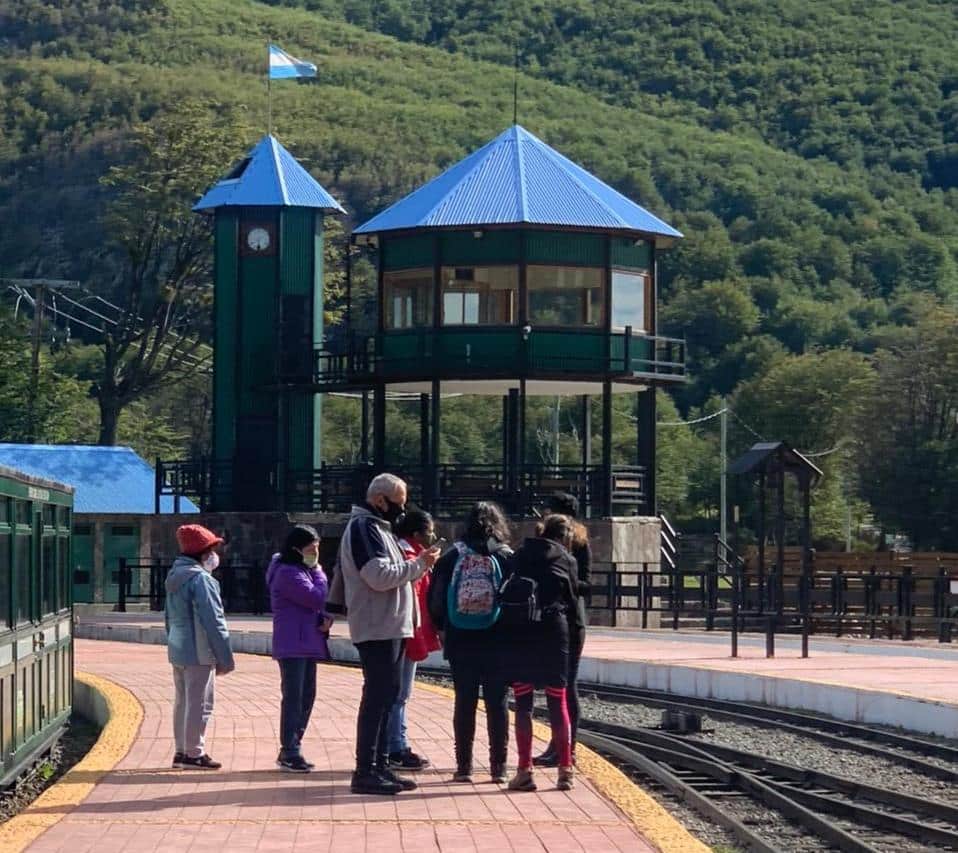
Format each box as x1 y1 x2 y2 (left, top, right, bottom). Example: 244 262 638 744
0 465 73 787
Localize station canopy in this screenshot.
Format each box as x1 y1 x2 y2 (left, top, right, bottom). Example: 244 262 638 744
354 124 682 243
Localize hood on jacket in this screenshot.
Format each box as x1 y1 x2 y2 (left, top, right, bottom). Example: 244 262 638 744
266 553 282 587
166 555 205 594
519 537 569 567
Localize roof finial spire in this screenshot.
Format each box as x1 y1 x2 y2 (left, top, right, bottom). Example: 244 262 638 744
513 40 519 125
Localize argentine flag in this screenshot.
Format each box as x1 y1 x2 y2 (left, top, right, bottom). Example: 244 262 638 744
268 44 317 79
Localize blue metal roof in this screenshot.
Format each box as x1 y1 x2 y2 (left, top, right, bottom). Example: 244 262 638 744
194 135 346 213
0 445 198 514
354 125 682 241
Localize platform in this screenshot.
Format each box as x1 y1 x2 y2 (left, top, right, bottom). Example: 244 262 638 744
3 640 708 853
76 613 958 738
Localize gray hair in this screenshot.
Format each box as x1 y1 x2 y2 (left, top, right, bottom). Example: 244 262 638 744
367 473 406 501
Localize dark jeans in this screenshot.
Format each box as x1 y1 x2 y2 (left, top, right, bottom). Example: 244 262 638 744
278 658 317 758
355 638 404 773
450 655 509 771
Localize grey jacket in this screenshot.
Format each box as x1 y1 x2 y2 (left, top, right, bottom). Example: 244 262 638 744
164 556 235 671
330 504 429 644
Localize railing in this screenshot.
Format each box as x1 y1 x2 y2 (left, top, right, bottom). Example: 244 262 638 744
117 559 268 614
309 326 686 387
589 537 957 653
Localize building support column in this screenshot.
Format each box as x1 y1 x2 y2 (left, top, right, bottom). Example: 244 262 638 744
373 384 386 471
637 388 656 516
430 379 441 514
360 390 370 462
518 380 527 515
419 392 430 506
507 388 520 506
601 380 613 518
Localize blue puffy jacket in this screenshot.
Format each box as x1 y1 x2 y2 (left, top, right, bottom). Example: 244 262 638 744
164 556 235 671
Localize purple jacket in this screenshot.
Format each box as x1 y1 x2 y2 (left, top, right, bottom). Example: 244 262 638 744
266 555 330 660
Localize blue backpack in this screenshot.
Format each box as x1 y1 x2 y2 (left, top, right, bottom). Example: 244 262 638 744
446 543 502 630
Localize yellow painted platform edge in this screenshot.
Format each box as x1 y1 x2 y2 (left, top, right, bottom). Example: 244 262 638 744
414 679 708 853
0 671 144 853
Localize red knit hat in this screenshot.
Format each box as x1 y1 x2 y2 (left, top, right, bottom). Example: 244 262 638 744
176 524 223 555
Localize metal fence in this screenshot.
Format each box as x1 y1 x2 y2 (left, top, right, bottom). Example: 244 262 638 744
117 559 270 614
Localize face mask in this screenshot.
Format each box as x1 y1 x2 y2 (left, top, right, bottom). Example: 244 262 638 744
203 552 220 573
381 498 406 525
300 551 319 569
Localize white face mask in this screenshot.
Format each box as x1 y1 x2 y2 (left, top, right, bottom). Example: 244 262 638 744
301 551 319 569
202 552 220 573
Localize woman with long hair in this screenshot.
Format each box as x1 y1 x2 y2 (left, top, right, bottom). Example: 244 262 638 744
387 509 442 771
428 501 512 784
266 524 330 772
502 514 578 791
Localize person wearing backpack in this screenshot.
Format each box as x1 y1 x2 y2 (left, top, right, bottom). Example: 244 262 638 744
499 514 578 792
427 501 512 784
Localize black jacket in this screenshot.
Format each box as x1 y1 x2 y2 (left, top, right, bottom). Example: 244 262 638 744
500 537 578 687
571 539 592 631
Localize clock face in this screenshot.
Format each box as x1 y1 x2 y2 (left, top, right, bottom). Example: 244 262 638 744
247 227 271 252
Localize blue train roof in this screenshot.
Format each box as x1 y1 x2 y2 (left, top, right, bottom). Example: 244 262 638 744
0 444 198 514
194 135 346 213
354 124 681 242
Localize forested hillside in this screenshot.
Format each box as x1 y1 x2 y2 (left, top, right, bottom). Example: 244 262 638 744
1 0 956 546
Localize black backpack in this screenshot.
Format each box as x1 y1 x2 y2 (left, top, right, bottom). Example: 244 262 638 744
497 571 541 626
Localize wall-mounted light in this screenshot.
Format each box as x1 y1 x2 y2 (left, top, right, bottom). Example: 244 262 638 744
521 324 532 341
473 229 484 239
632 237 643 247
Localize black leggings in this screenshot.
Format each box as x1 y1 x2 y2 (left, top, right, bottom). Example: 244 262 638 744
450 656 509 771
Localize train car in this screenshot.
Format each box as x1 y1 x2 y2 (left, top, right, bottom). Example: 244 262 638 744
0 465 73 786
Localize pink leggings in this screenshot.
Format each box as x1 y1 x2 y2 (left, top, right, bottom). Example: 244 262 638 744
513 683 571 769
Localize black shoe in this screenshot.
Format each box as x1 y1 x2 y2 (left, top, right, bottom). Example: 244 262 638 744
277 751 315 770
351 770 401 795
532 746 558 768
172 752 186 769
376 766 418 791
490 762 507 784
181 754 221 770
277 755 312 773
388 749 430 771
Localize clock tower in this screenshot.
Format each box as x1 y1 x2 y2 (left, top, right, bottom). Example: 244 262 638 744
194 135 345 511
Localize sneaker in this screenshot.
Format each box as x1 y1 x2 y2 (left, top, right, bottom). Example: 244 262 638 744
532 745 558 767
452 768 473 783
388 748 430 771
276 752 315 771
507 768 537 792
351 770 401 795
376 766 417 791
172 752 186 769
490 762 507 784
180 754 221 770
557 765 575 791
277 755 312 773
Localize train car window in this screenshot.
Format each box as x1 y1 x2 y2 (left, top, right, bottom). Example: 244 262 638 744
111 525 135 536
42 505 56 528
13 500 30 526
0 532 10 628
41 537 56 616
14 534 32 624
56 506 69 530
0 497 8 523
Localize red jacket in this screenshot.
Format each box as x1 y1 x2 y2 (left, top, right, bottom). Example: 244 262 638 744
398 539 442 662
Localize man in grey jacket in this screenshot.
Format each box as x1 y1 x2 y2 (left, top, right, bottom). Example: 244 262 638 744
333 473 440 795
165 524 235 770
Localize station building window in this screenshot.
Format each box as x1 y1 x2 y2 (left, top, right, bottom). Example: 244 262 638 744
383 268 433 329
527 265 604 327
611 269 650 332
441 266 517 325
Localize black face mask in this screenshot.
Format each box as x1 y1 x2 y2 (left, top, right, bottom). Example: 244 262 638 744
381 498 406 526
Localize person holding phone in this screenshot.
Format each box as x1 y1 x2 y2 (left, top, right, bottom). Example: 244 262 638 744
387 510 442 771
266 524 330 772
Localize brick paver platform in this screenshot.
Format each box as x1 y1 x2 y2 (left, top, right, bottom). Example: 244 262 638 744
26 641 663 853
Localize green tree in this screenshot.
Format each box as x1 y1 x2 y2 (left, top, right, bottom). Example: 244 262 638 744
92 100 250 445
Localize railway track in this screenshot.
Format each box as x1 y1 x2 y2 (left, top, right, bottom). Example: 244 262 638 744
578 682 958 782
579 717 958 852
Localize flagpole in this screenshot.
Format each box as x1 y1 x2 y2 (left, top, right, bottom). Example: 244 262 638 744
267 41 272 135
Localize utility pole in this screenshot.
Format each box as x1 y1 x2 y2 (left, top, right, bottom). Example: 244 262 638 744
2 279 79 442
720 400 728 546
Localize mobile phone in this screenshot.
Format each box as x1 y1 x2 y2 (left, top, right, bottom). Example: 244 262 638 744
433 537 448 550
